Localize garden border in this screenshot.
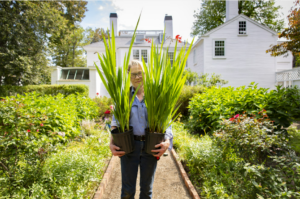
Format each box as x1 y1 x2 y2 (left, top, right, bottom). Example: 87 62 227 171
93 155 117 199
171 148 201 199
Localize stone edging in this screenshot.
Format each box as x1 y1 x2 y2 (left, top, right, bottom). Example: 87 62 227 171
93 155 117 199
171 148 201 199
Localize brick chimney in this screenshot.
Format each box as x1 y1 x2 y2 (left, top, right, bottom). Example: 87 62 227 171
164 15 173 39
226 0 238 21
110 13 118 37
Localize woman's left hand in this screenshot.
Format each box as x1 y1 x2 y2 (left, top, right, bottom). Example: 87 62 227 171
151 139 170 157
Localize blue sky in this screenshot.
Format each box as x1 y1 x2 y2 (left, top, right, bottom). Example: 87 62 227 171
80 0 295 43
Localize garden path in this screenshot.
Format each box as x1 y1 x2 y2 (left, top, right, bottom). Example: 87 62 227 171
101 149 192 199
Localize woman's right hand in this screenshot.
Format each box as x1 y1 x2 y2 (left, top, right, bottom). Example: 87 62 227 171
109 142 125 157
110 126 125 157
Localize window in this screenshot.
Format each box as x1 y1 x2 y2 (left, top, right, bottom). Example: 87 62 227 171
132 49 148 63
214 41 225 57
133 49 139 60
193 49 196 64
60 69 89 80
135 34 145 43
239 21 246 34
141 50 147 63
168 52 174 67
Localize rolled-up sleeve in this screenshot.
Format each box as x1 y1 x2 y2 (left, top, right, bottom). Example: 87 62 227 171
111 114 120 127
165 125 173 150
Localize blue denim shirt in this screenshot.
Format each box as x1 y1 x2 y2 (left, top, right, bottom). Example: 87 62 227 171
111 88 173 150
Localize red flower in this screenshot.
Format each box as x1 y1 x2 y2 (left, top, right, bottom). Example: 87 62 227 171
175 35 182 43
40 123 44 127
27 129 30 132
156 157 160 160
96 92 99 96
229 118 235 121
234 114 239 119
144 38 151 43
105 110 110 114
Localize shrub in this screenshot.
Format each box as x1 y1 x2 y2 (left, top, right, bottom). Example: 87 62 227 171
0 84 89 97
0 92 98 196
287 126 300 155
92 96 114 118
187 83 300 134
176 85 206 117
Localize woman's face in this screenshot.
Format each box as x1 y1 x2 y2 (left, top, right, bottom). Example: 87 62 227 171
130 64 144 89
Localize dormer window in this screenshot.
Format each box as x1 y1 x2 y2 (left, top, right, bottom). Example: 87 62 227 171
239 21 246 34
135 34 145 43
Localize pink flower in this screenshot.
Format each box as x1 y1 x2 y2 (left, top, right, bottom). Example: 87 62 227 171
110 105 114 110
37 129 39 132
40 123 44 127
234 114 239 119
229 118 235 121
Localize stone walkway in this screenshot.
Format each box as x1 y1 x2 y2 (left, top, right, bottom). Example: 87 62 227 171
102 150 192 199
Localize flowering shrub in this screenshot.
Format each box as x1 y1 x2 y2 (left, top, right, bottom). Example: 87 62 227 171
92 95 114 118
187 83 300 134
0 92 98 196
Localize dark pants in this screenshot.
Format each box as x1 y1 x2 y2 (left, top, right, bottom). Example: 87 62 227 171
120 140 158 199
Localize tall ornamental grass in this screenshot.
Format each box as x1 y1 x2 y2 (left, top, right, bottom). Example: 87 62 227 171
142 35 194 133
95 17 141 133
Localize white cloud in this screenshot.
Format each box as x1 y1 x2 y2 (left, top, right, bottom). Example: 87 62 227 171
98 6 104 10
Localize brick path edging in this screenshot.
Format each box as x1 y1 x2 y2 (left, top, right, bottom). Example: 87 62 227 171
93 155 117 199
171 148 201 199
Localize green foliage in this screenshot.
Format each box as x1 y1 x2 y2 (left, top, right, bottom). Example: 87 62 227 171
191 0 284 36
183 68 198 85
173 121 300 198
0 92 98 196
28 130 111 199
0 84 89 97
197 73 228 87
93 96 114 118
187 83 300 134
95 17 141 132
176 85 206 118
142 32 194 134
287 126 300 155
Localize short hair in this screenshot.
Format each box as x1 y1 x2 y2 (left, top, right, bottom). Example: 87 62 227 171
127 59 144 73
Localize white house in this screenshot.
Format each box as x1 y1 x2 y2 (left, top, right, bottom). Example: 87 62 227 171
187 0 294 90
51 0 300 98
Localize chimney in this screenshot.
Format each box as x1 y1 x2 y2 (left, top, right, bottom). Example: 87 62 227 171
164 15 173 39
110 13 118 37
226 0 238 21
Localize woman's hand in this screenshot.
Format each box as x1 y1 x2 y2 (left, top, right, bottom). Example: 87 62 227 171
110 142 125 157
151 139 170 157
110 126 125 157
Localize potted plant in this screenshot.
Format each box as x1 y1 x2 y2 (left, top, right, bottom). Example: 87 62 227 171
94 17 141 154
142 33 194 155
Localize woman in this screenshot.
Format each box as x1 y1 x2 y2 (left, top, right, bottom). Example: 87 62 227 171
110 60 173 199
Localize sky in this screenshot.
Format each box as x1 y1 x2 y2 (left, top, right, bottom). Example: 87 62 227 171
80 0 295 43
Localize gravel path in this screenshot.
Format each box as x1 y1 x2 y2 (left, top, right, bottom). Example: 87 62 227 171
102 150 192 199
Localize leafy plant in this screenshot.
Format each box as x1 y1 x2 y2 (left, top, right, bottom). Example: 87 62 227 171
187 83 300 134
141 33 194 133
94 16 141 132
92 95 114 118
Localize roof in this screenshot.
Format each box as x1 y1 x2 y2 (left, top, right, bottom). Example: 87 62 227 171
191 14 278 48
110 13 118 18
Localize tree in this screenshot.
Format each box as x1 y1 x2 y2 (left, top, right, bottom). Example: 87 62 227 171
266 0 300 63
0 1 67 86
48 1 88 68
191 0 284 36
89 28 110 44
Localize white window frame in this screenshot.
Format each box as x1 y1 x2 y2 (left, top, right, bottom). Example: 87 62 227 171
212 39 226 59
168 52 174 67
238 21 247 35
132 49 148 63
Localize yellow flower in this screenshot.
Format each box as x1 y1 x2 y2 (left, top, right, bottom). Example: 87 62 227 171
190 116 193 119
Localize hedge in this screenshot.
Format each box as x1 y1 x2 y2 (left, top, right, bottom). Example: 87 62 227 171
0 84 89 97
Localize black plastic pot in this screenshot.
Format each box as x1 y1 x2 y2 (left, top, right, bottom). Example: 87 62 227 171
145 128 165 155
111 126 134 154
